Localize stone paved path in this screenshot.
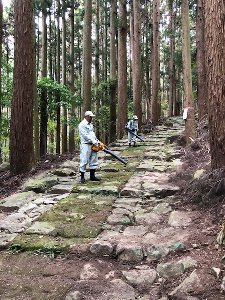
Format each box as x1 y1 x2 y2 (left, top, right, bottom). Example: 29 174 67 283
0 117 213 299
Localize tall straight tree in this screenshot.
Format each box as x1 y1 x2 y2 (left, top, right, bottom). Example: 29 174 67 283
117 0 127 138
61 0 68 153
94 0 100 137
0 0 3 163
181 0 196 143
109 0 117 142
69 0 75 152
55 0 61 154
143 1 152 120
132 0 142 124
10 0 35 174
168 0 176 117
40 0 48 156
151 0 160 125
34 7 40 160
204 0 225 169
196 0 207 119
82 0 92 113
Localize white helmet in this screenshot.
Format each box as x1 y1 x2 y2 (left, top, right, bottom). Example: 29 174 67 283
84 110 95 117
133 115 138 120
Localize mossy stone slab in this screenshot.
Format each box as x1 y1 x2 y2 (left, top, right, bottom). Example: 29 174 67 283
37 194 114 239
11 234 91 254
0 192 37 212
26 221 56 235
23 175 59 193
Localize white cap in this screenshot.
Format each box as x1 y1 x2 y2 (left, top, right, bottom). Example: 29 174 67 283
133 115 138 120
84 110 95 117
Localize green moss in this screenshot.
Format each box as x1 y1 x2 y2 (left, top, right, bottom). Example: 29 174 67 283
121 146 146 157
11 194 115 254
10 234 81 255
23 176 58 193
100 171 131 182
101 160 139 172
54 223 101 238
11 234 92 256
72 171 131 195
34 194 114 238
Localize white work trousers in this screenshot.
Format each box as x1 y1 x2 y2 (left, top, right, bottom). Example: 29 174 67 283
80 144 98 173
128 130 137 144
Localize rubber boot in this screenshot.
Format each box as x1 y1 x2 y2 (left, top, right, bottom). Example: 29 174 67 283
90 169 100 181
129 143 131 147
80 172 85 184
133 142 136 147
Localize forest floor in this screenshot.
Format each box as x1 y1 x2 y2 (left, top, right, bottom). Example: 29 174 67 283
0 152 78 200
1 117 225 299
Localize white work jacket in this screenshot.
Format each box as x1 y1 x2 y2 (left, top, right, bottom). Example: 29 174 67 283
78 119 98 145
127 119 139 131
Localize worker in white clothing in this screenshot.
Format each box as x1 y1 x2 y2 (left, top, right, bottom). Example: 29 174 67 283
125 115 139 147
78 111 100 183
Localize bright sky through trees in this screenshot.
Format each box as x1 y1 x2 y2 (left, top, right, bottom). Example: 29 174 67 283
2 0 11 7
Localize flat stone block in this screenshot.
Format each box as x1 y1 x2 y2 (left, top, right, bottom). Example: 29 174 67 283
26 221 56 235
0 192 37 212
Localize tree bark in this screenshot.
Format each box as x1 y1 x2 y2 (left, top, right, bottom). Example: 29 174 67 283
94 0 100 138
55 0 61 154
117 0 127 138
181 0 196 143
10 0 35 174
69 0 75 152
196 0 207 119
40 2 48 156
132 0 142 124
109 0 117 142
168 0 176 117
82 0 92 114
0 0 3 163
151 0 160 125
61 1 68 153
204 0 225 169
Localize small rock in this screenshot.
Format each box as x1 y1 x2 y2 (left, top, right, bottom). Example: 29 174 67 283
169 271 203 298
168 211 192 227
135 212 163 226
212 267 221 279
193 169 204 179
178 256 197 271
80 263 99 280
117 242 144 262
108 279 136 300
157 261 185 279
90 241 114 256
105 271 115 279
65 291 85 300
122 269 157 288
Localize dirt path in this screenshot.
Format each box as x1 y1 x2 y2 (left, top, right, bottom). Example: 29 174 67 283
0 117 224 300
